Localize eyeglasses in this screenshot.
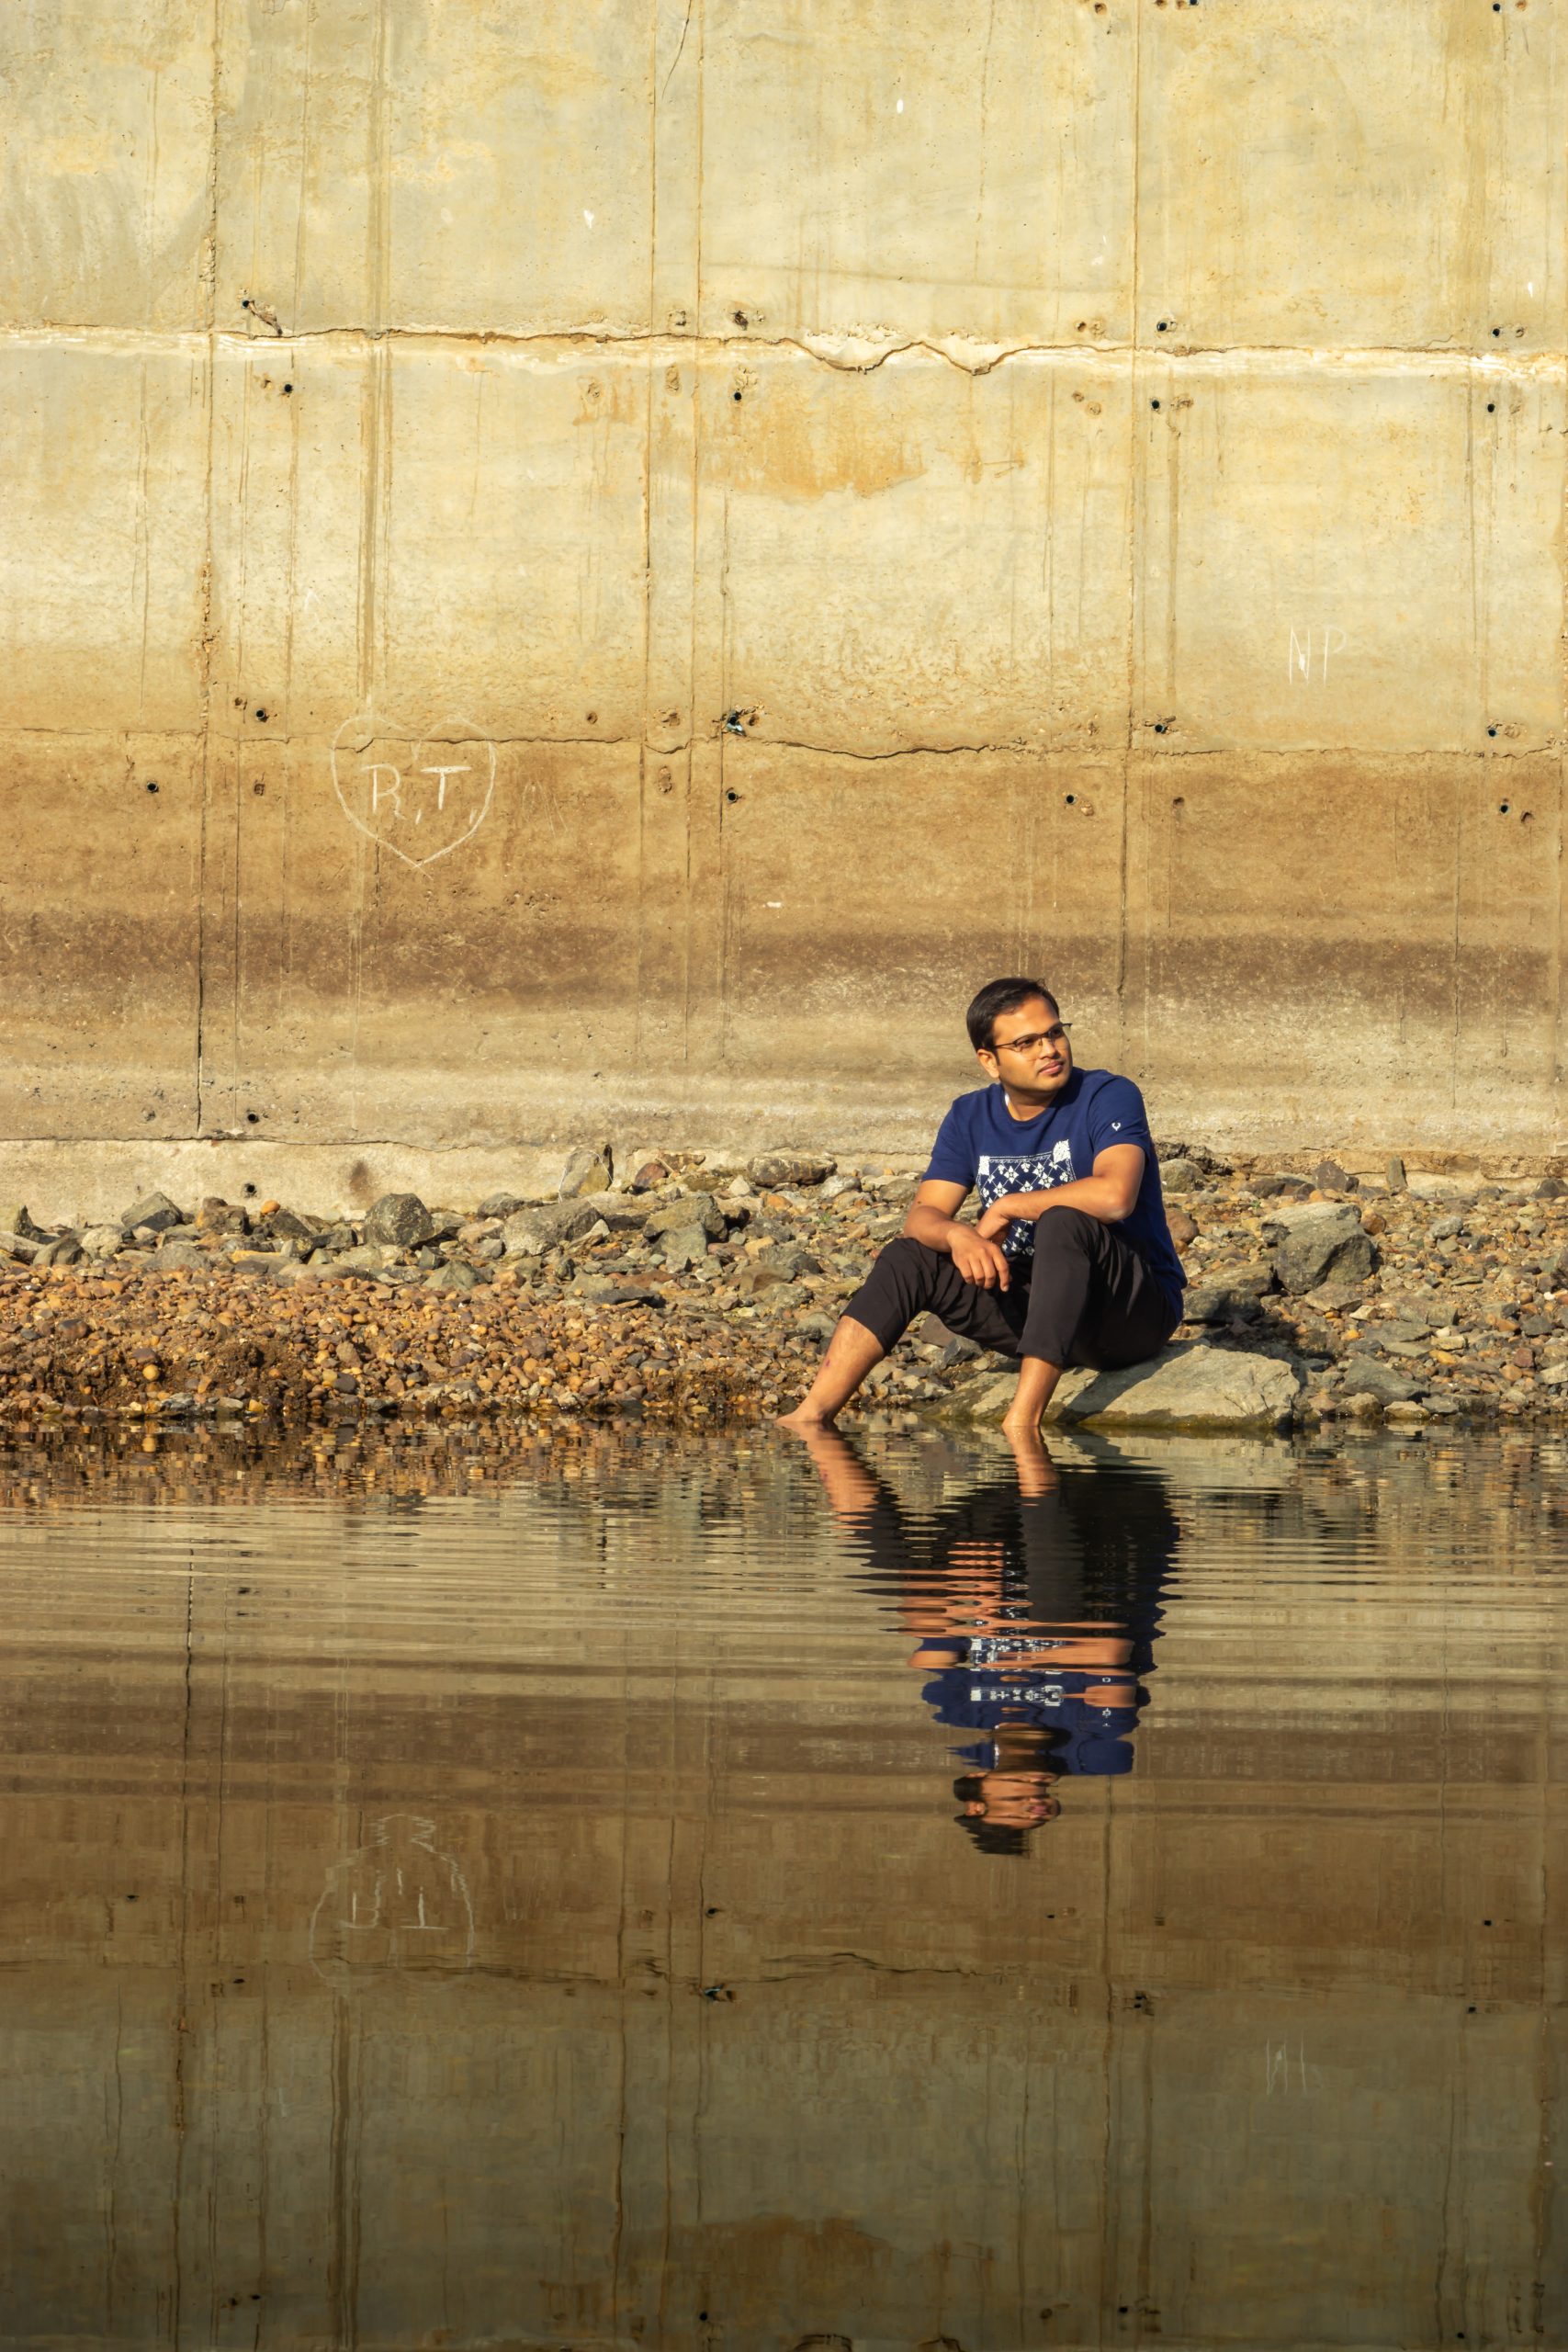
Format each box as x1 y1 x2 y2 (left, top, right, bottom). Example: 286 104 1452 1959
993 1024 1072 1055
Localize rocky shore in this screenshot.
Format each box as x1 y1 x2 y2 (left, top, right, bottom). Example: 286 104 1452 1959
3 1145 1567 1432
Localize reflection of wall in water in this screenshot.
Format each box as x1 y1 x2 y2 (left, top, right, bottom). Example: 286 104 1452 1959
0 1692 1555 2343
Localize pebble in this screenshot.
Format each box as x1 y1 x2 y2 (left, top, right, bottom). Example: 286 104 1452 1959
3 1158 1568 1430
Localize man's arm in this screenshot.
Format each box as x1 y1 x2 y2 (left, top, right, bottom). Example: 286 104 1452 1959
902 1179 1011 1290
975 1144 1146 1242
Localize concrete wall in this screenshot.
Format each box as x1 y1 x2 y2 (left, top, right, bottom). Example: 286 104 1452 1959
5 1 1568 1175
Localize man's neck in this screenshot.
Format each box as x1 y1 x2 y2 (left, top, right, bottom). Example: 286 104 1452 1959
1002 1083 1061 1122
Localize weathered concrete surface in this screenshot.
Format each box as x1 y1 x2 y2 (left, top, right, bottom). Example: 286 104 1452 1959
5 3 1568 1161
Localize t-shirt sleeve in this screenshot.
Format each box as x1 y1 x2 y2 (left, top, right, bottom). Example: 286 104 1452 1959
923 1098 976 1190
1087 1075 1156 1160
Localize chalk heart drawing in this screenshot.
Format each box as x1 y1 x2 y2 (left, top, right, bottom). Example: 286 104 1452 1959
309 1813 476 1988
331 714 496 867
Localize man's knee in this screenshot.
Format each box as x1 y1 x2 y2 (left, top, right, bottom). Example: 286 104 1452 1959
1032 1206 1098 1257
876 1234 945 1287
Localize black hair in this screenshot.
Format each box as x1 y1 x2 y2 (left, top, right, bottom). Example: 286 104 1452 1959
952 1771 1028 1857
964 976 1060 1054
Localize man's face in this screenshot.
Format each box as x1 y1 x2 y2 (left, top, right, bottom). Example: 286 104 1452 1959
976 994 1073 1100
964 1770 1060 1828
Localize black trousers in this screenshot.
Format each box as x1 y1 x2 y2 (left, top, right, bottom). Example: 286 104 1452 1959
844 1209 1180 1372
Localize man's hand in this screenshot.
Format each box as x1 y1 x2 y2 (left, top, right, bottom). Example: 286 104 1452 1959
976 1197 1019 1243
947 1222 1010 1290
902 1178 1009 1284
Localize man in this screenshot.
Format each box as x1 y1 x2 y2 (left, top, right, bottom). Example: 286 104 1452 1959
780 977 1185 1435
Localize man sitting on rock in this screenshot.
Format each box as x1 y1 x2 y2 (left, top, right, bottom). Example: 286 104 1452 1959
780 977 1185 1437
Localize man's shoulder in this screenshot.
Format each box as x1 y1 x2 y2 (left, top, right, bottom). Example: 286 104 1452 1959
1073 1068 1147 1108
938 1083 1001 1126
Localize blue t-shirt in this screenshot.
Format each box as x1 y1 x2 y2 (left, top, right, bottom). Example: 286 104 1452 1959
919 1655 1142 1776
924 1069 1185 1312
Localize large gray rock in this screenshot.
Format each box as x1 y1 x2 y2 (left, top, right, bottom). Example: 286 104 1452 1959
424 1260 479 1293
119 1190 187 1234
260 1204 320 1242
502 1203 599 1258
646 1194 725 1241
34 1235 83 1267
656 1226 712 1272
1264 1202 1376 1295
1183 1281 1264 1324
558 1145 612 1199
364 1193 435 1249
1336 1355 1421 1405
1046 1342 1303 1430
748 1151 835 1189
80 1224 125 1261
149 1240 209 1272
574 1192 655 1230
0 1204 46 1242
476 1191 525 1219
1160 1157 1203 1193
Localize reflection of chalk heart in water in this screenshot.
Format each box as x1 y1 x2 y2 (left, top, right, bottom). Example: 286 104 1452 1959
330 715 496 867
310 1813 475 1987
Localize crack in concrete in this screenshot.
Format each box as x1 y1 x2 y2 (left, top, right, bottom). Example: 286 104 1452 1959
4 319 1564 382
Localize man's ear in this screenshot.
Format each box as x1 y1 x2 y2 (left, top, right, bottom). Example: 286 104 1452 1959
976 1047 999 1080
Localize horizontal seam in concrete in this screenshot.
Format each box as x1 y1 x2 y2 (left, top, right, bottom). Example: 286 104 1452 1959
3 322 1564 381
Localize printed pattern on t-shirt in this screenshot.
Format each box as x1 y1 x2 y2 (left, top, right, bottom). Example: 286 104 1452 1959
976 1141 1076 1257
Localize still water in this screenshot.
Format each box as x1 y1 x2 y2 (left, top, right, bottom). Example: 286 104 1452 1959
0 1421 1562 2352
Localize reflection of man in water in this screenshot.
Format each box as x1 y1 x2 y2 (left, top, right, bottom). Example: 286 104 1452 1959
795 1426 1179 1856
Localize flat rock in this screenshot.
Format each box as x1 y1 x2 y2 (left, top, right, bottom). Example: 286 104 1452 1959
424 1261 479 1293
1183 1282 1263 1324
647 1195 724 1241
1337 1354 1421 1405
573 1276 665 1306
943 1371 1020 1421
120 1191 187 1234
1300 1275 1370 1313
1047 1342 1303 1430
747 1151 835 1189
502 1203 599 1257
149 1241 210 1272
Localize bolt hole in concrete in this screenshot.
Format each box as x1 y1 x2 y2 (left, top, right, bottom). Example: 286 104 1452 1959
0 1417 1562 2344
144 780 158 793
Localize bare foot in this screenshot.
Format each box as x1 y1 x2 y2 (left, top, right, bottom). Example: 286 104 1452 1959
777 1404 837 1431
